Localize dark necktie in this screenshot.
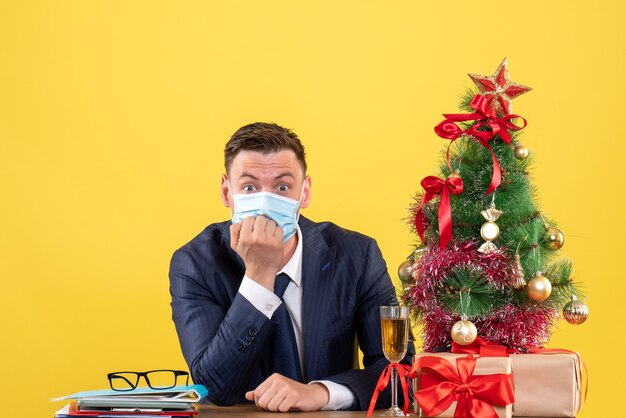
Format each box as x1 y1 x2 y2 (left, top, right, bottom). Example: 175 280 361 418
269 273 303 382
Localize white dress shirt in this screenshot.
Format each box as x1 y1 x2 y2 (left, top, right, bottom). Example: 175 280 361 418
237 226 355 410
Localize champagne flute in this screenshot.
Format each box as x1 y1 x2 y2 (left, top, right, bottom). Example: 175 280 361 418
380 306 410 416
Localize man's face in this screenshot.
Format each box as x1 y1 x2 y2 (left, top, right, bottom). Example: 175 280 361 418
221 149 311 215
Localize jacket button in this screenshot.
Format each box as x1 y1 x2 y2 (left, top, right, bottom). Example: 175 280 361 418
245 335 254 342
249 328 258 336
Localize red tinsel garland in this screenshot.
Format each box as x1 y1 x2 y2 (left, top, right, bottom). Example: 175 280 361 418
403 240 559 352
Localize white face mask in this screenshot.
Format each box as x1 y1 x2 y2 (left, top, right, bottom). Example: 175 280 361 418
228 183 305 243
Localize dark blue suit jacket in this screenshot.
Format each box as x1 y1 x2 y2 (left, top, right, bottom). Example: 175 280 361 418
169 216 413 410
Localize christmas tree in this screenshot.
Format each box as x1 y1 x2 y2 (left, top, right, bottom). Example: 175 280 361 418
401 59 589 352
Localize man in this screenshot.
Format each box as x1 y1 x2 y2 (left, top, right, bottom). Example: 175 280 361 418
169 122 412 412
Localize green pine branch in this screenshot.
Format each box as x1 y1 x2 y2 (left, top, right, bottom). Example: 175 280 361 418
439 266 496 317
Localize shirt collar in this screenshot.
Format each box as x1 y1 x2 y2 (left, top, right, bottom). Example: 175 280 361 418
277 225 302 287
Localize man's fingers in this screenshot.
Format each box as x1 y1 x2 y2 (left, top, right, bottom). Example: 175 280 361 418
241 215 256 235
249 375 326 412
251 374 287 411
235 217 256 250
274 225 284 241
254 381 277 411
251 374 274 398
252 214 267 233
252 216 283 247
278 396 295 412
264 219 278 237
265 390 287 412
229 222 242 250
236 215 283 245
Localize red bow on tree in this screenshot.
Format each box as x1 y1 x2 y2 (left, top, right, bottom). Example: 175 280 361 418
411 355 515 418
434 95 527 195
414 174 464 250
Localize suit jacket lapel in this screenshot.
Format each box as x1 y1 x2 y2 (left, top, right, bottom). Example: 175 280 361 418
299 217 334 381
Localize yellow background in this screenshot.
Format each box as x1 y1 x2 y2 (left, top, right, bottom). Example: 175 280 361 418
1 1 624 416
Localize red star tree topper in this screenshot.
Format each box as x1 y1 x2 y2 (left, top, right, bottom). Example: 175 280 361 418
468 58 532 115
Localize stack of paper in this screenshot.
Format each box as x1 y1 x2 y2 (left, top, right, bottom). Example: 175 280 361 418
52 385 208 417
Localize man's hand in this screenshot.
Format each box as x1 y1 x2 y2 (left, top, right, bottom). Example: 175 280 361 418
230 215 284 290
245 374 329 412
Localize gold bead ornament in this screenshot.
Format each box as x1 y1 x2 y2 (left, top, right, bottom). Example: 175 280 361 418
543 225 565 250
527 272 552 301
514 143 529 160
398 259 415 281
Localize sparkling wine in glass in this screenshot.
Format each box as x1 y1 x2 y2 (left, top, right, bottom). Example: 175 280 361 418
380 306 410 416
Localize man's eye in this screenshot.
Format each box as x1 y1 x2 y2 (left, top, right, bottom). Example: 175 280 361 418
278 185 289 192
242 185 255 192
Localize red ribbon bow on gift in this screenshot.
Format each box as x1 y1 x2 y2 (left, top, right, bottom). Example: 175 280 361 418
414 174 464 250
434 95 527 195
366 363 412 417
411 355 515 418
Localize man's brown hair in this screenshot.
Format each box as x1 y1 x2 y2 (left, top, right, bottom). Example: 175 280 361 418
224 122 307 174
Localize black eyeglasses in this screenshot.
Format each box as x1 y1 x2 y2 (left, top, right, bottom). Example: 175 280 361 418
107 370 190 391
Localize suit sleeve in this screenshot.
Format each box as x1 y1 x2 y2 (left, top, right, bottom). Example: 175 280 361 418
169 248 273 405
323 239 415 410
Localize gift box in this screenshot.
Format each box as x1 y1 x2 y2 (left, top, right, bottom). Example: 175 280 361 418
412 352 514 418
511 352 583 417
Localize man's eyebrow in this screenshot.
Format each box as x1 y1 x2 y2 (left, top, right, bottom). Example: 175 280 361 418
275 172 295 180
238 172 295 181
239 173 259 180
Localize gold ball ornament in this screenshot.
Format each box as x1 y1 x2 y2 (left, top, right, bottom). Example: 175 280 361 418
543 226 565 250
451 320 478 346
480 221 500 241
397 259 416 281
514 144 529 160
562 295 589 325
527 272 552 301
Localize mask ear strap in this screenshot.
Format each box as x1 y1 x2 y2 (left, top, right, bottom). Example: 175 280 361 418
298 180 306 205
295 181 307 222
226 179 234 198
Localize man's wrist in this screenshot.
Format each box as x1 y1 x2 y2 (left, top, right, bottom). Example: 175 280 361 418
311 380 356 410
238 276 282 319
308 382 330 409
245 268 277 290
